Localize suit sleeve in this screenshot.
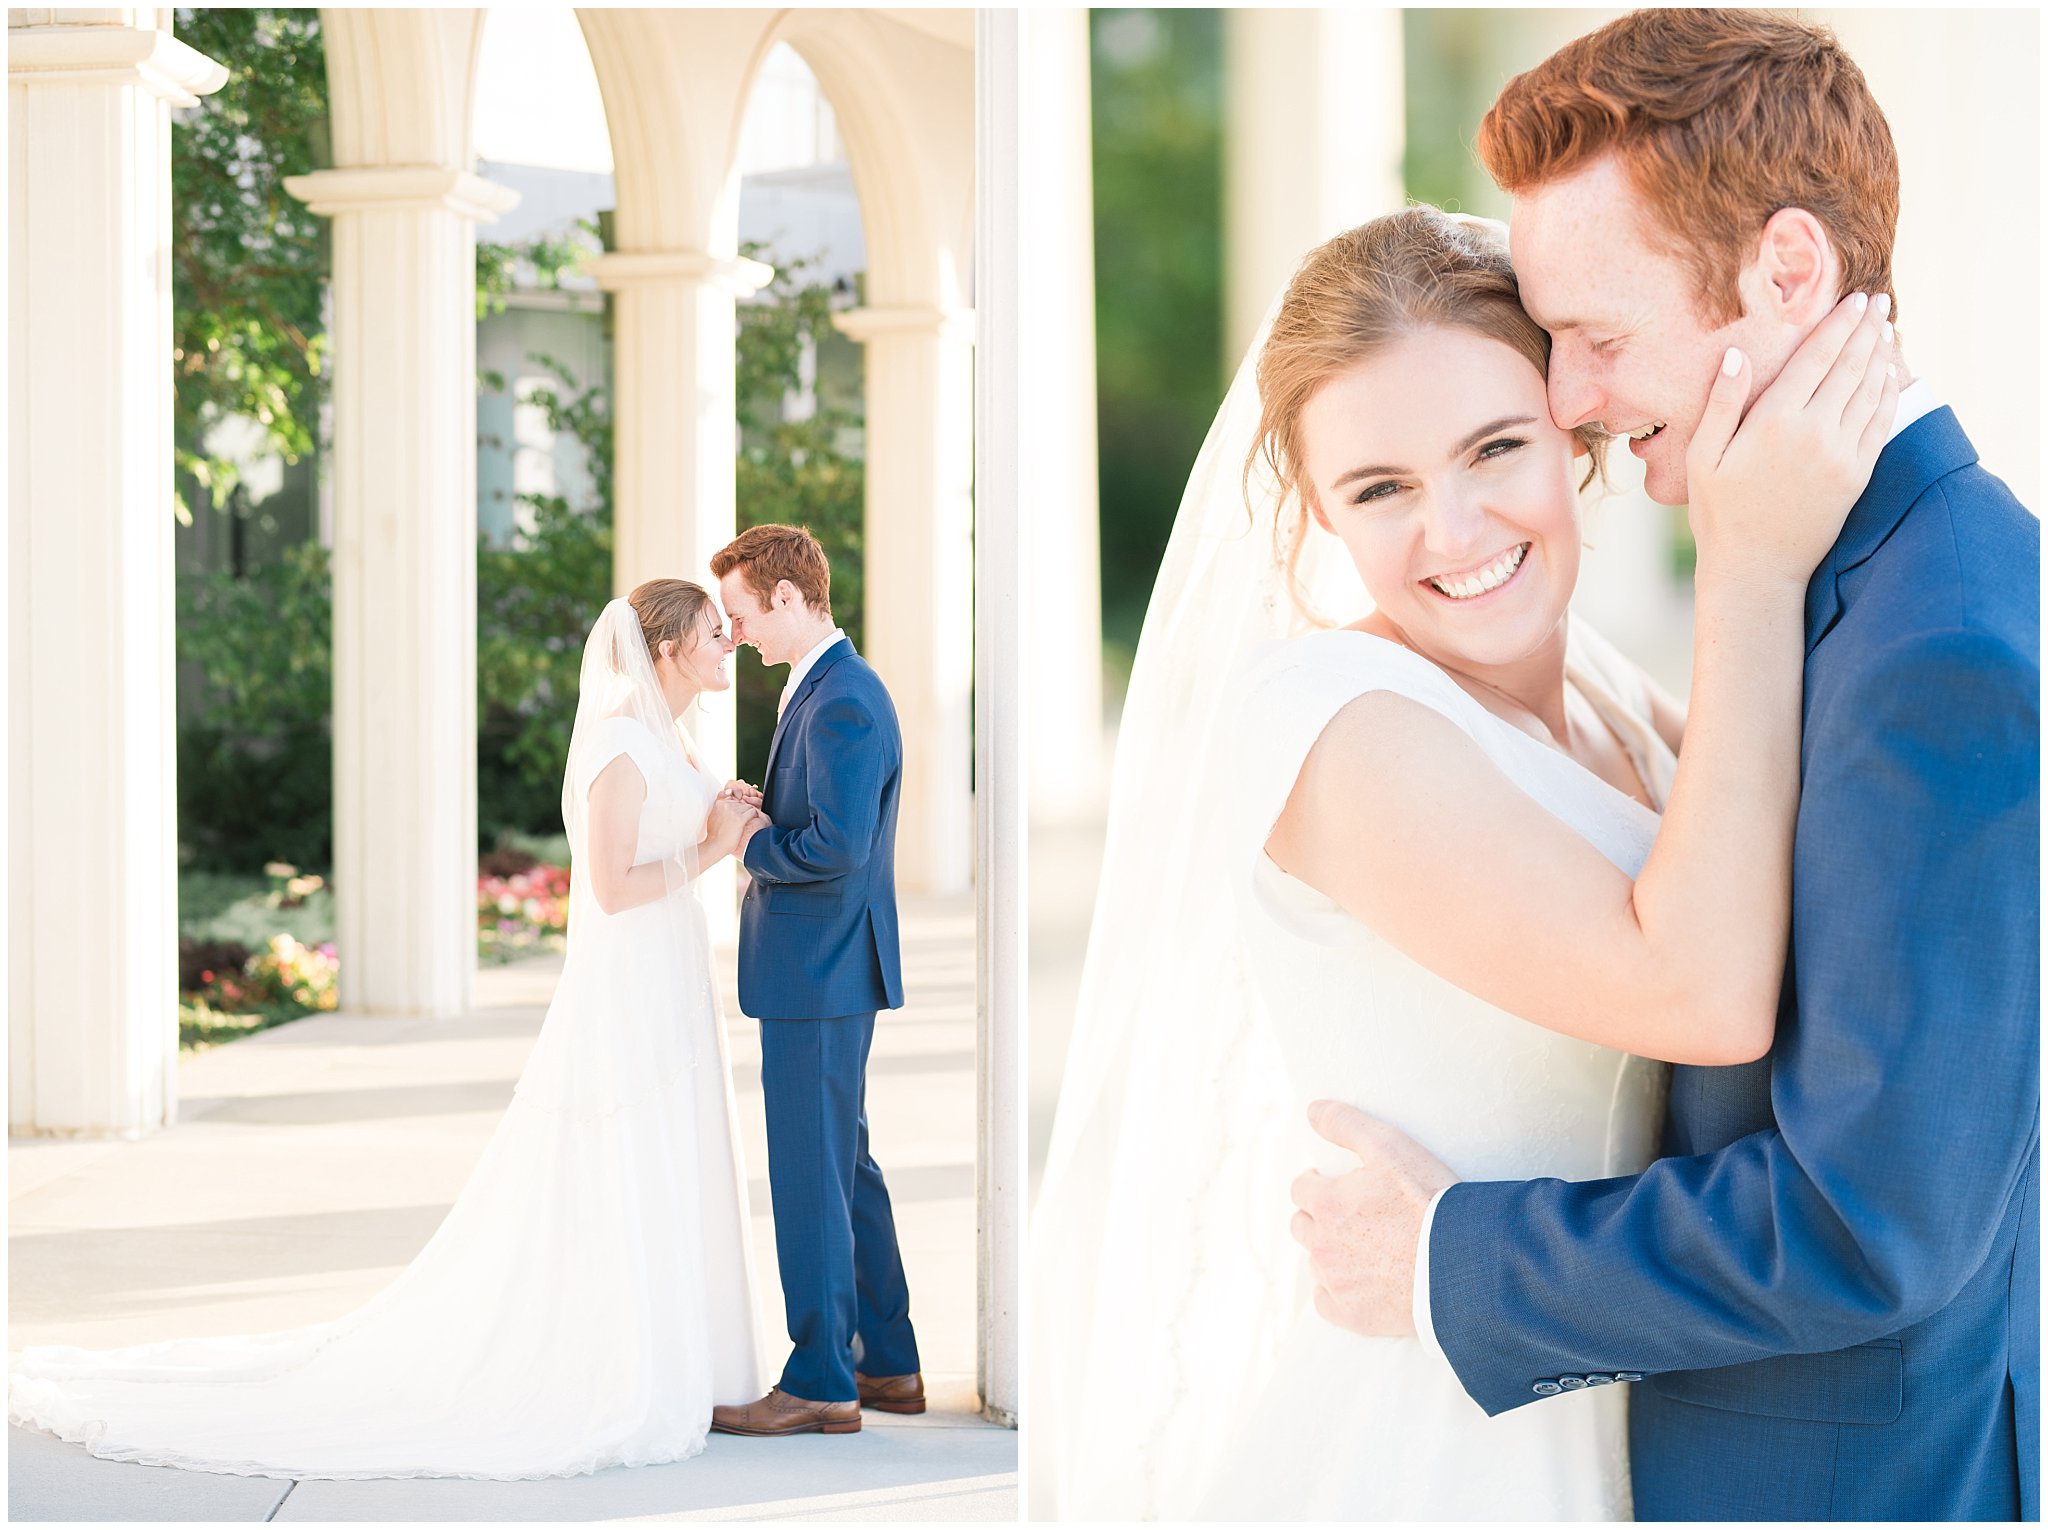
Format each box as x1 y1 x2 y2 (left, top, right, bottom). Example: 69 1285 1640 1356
1428 626 2040 1415
742 693 888 885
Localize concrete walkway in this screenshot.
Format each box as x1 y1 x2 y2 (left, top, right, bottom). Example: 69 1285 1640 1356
8 895 1012 1522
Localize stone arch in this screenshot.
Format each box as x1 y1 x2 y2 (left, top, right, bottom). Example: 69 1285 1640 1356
575 8 775 255
767 10 974 314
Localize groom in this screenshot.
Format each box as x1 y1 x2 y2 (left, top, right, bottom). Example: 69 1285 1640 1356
706 524 922 1438
1288 11 2038 1521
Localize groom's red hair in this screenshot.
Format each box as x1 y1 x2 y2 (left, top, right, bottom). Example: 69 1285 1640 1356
711 523 834 619
1477 8 1899 325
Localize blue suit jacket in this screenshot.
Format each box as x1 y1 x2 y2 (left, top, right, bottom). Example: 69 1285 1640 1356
1430 409 2040 1520
737 638 905 1021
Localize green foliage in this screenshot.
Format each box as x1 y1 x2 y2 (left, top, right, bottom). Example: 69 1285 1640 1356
1089 9 1226 669
178 870 274 931
178 539 332 721
176 541 334 870
170 8 329 518
171 7 331 871
184 884 337 951
732 247 867 780
477 219 604 321
1400 11 1509 221
477 355 615 844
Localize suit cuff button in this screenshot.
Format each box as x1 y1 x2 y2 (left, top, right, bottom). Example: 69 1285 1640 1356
1614 1372 1645 1383
1531 1380 1563 1396
1583 1373 1615 1386
1556 1375 1587 1390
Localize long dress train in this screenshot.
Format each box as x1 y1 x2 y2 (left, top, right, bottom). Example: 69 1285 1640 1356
10 713 762 1480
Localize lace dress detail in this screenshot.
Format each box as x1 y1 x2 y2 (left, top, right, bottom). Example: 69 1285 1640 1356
9 717 764 1481
1196 624 1673 1520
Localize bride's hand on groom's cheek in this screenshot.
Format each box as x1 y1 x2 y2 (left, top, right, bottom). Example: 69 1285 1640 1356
1290 1101 1460 1340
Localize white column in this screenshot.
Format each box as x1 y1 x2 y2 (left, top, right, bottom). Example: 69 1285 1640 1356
8 13 226 1135
974 5 1021 1428
1814 9 2039 511
833 304 975 897
1223 7 1405 363
284 166 517 1017
586 249 771 941
1019 7 1104 826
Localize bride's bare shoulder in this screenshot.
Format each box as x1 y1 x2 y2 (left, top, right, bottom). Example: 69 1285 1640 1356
1305 683 1484 782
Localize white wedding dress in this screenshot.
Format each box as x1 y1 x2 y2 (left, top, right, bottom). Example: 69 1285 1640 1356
1194 621 1675 1520
9 705 763 1479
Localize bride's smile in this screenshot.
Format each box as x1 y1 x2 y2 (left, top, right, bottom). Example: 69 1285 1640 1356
1420 540 1529 601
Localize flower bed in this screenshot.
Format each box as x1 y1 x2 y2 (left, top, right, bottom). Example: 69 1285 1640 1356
180 933 340 1050
174 857 575 1047
478 857 571 964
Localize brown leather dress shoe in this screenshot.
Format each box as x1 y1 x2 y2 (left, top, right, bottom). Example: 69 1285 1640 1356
709 1387 861 1436
854 1370 927 1414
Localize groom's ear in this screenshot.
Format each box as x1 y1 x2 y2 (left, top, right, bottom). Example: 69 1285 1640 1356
1743 206 1842 329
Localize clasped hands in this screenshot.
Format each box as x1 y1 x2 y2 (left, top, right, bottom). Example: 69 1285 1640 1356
1289 1101 1461 1340
709 780 769 857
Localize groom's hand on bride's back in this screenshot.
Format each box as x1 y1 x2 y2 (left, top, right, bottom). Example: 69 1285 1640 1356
1290 1101 1460 1339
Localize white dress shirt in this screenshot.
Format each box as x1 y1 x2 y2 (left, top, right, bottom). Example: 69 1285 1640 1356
778 627 846 718
1412 376 1940 1361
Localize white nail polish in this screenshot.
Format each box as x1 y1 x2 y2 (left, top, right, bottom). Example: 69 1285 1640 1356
1883 321 1895 345
1721 347 1742 376
1852 292 1869 313
1874 292 1892 318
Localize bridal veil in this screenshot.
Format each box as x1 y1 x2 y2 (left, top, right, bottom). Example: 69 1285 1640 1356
1032 291 1374 1517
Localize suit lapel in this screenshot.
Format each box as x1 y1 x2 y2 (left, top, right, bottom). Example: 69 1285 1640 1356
1805 407 1977 654
763 638 853 782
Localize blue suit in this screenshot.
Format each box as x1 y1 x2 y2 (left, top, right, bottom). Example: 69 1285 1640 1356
739 637 917 1403
1430 409 2039 1520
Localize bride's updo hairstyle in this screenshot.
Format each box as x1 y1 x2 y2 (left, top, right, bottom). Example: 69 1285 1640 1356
625 578 714 669
1248 205 1603 611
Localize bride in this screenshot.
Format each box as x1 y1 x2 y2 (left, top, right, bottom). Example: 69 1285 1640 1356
11 581 770 1479
1032 208 1897 1518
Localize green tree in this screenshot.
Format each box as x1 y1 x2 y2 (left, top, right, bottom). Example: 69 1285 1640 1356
476 220 604 321
176 541 334 870
476 356 615 844
1400 10 1508 221
170 8 329 520
731 247 867 781
1089 9 1226 681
